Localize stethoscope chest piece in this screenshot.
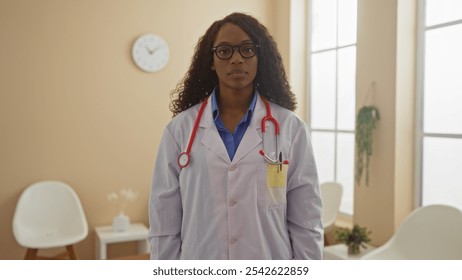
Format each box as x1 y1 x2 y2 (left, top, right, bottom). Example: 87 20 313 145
178 152 190 168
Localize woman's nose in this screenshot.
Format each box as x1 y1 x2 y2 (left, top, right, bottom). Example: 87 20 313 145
230 50 244 64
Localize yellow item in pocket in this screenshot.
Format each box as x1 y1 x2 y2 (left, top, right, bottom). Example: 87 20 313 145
267 164 287 188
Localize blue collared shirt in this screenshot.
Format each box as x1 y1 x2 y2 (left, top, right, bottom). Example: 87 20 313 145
211 89 258 161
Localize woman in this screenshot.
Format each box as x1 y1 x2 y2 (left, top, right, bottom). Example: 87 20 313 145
149 12 323 260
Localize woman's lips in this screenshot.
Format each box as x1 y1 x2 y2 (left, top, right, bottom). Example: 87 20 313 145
228 69 246 75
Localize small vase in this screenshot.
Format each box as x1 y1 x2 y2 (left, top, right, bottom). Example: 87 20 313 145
348 243 360 255
112 213 130 232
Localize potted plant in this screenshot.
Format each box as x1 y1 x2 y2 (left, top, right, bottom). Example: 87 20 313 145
355 106 380 186
334 224 372 255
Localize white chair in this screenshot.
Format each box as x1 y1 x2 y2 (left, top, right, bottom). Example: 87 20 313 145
362 204 462 259
320 182 343 245
13 181 88 259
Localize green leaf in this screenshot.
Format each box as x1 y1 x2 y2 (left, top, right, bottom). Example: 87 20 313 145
355 106 380 186
334 224 372 246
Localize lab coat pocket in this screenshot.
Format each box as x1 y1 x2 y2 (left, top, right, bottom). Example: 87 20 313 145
257 163 287 208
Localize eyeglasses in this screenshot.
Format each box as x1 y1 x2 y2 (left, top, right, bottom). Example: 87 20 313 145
211 43 259 60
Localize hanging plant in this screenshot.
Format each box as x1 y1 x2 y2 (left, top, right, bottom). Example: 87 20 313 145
355 106 380 186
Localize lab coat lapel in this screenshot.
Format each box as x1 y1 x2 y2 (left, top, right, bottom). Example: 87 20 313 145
199 97 232 164
231 95 266 164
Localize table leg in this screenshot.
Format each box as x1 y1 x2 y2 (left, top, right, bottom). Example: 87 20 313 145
138 238 150 255
99 241 107 260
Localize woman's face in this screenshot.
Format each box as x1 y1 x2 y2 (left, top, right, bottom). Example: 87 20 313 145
212 23 258 93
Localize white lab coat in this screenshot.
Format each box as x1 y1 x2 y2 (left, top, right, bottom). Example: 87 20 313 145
148 94 323 259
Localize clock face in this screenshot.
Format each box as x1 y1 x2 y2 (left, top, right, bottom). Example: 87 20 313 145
132 34 169 72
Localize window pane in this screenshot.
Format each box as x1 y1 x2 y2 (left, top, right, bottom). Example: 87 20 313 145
311 131 335 182
422 137 462 210
338 0 357 46
424 24 462 134
426 0 462 26
336 132 355 215
311 0 337 51
311 51 336 129
337 46 356 131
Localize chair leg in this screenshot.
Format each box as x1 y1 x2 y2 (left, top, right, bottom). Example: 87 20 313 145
24 248 38 260
66 245 78 260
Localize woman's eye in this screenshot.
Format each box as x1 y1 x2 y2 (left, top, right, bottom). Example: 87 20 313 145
218 48 231 55
243 48 254 54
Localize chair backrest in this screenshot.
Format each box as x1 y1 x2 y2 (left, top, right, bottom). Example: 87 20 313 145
362 204 462 259
13 181 88 248
320 182 343 229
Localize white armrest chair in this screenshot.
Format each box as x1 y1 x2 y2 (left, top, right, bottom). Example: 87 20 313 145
362 204 462 259
320 182 343 245
13 181 88 259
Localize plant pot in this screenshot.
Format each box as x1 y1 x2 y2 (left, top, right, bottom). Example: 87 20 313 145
348 244 361 255
112 213 130 232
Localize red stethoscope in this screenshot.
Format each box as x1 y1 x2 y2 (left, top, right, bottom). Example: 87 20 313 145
177 97 289 169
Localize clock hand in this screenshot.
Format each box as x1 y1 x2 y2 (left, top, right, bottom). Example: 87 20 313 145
145 46 154 54
149 47 161 54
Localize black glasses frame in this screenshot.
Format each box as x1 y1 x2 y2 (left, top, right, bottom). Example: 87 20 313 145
211 43 259 60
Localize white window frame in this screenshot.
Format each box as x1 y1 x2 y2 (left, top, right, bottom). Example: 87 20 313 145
307 0 357 216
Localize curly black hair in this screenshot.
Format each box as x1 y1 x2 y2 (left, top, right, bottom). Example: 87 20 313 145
169 12 296 117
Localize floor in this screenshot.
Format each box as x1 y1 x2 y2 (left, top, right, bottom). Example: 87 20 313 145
110 253 149 260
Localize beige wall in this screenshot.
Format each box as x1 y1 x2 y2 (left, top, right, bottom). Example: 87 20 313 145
354 0 416 245
0 0 418 259
0 0 284 260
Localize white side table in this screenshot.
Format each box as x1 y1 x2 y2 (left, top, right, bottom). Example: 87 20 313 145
94 223 150 260
323 244 376 260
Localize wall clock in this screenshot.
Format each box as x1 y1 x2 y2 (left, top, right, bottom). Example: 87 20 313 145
131 34 169 72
